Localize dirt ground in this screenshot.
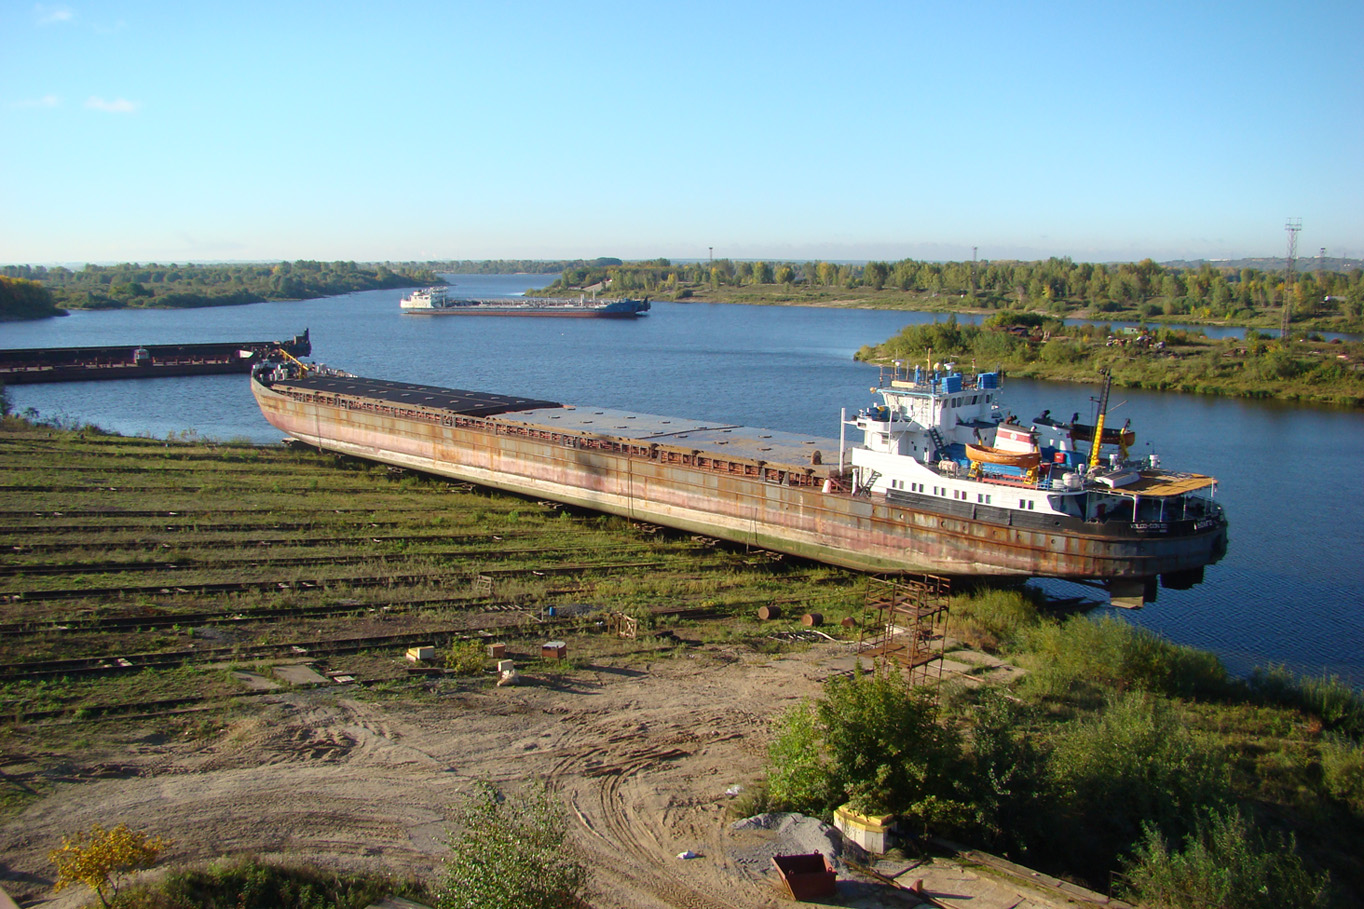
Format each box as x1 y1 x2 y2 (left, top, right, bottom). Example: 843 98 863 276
0 636 1079 909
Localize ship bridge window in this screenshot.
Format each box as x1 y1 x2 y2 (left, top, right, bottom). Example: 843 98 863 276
1047 495 1085 518
1135 496 1166 522
1084 491 1133 522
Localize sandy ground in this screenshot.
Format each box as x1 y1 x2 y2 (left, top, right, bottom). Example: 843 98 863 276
0 638 1076 909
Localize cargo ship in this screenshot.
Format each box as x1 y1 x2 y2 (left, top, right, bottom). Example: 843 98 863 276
399 285 649 318
1 330 311 385
249 358 1226 606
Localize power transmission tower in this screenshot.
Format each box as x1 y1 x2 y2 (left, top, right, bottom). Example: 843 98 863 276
1282 218 1301 339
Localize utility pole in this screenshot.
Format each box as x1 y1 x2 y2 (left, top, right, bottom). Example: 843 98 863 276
970 246 978 297
1282 218 1301 340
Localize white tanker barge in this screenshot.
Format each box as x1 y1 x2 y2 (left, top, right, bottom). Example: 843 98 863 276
250 358 1227 607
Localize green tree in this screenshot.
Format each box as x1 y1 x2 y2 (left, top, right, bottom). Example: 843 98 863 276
436 781 588 909
817 672 963 820
50 822 170 908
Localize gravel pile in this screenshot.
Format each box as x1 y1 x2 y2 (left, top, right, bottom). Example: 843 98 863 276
728 812 867 873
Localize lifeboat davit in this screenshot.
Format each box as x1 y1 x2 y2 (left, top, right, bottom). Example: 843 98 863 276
965 444 1041 469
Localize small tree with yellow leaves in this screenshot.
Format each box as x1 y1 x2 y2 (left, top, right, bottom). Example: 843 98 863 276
49 822 169 908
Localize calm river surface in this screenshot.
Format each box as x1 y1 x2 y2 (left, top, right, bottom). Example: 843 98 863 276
5 275 1363 687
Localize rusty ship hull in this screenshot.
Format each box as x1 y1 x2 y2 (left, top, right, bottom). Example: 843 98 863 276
250 370 1227 594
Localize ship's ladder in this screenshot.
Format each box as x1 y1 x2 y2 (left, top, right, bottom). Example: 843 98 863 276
927 427 947 459
856 468 882 497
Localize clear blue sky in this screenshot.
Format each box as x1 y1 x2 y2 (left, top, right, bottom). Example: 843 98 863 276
3 1 1361 266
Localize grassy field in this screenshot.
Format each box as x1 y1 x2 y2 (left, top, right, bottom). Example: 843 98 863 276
0 421 866 782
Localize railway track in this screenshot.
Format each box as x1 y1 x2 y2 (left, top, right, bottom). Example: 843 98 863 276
2 530 538 554
0 591 558 638
0 519 405 535
0 544 643 577
0 601 728 688
0 506 458 519
0 560 669 603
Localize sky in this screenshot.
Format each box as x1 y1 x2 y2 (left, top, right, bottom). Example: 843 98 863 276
2 1 1361 266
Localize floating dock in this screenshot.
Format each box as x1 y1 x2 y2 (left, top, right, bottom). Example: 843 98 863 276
0 331 310 384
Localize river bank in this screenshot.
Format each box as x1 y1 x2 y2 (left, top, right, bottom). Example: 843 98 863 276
854 316 1364 408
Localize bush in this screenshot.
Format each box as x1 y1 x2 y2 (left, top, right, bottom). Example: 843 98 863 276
949 587 1039 652
816 672 963 821
761 671 964 824
118 858 423 909
1043 692 1230 873
1247 666 1364 738
50 822 169 909
1121 807 1329 909
956 688 1046 854
435 781 588 909
1320 735 1364 814
764 701 833 813
445 641 486 675
1039 338 1086 364
1018 615 1229 706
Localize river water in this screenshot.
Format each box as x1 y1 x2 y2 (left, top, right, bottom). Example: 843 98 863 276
5 275 1362 687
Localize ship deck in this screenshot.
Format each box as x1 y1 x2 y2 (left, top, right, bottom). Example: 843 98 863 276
273 373 841 470
283 374 561 417
499 406 841 469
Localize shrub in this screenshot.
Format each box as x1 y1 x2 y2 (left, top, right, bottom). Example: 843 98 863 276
1018 615 1229 705
1121 807 1329 909
1247 666 1364 738
764 700 833 813
957 687 1046 854
50 822 169 909
120 857 424 909
445 641 486 675
1039 338 1086 364
816 672 963 821
1043 692 1230 872
949 587 1039 652
435 781 588 909
1320 735 1364 814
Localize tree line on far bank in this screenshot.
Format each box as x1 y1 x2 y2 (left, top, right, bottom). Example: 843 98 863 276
0 261 441 321
9 256 1364 335
551 257 1364 333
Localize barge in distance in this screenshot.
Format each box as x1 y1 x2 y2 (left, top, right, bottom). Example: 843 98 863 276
0 330 311 385
250 358 1227 607
399 285 650 318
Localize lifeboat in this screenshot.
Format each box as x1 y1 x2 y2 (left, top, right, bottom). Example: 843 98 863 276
965 444 1041 469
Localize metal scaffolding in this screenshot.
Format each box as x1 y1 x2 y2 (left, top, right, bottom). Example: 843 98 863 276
858 575 950 692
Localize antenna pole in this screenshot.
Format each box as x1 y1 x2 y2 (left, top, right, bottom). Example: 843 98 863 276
1282 218 1301 339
